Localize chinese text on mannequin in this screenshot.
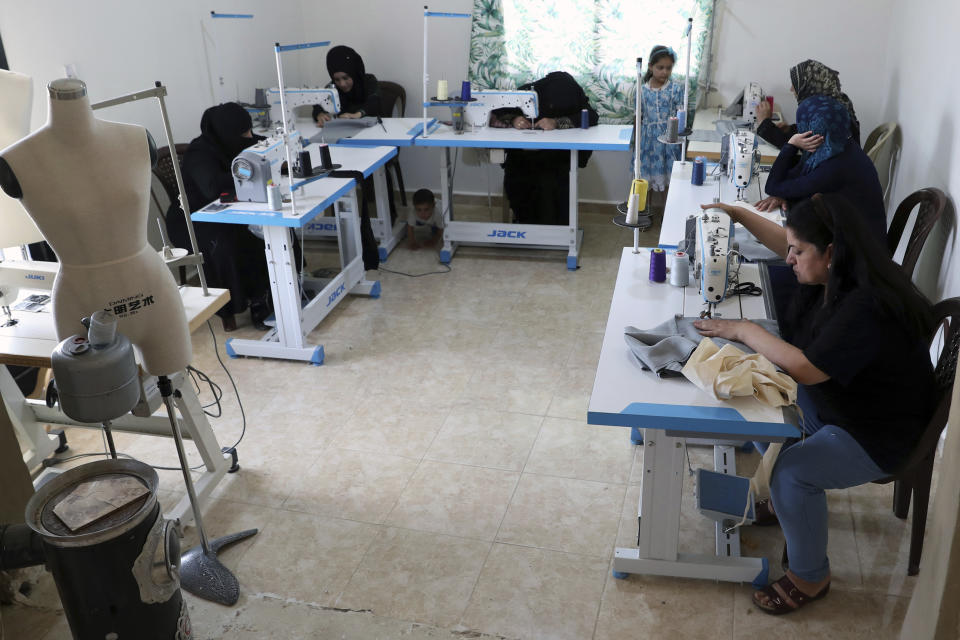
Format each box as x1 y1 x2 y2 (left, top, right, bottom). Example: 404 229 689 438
0 69 43 247
0 78 190 375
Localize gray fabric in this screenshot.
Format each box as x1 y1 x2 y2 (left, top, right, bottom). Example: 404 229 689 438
624 316 781 377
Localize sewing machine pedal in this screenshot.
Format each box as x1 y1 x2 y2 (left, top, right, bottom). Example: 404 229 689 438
696 468 755 524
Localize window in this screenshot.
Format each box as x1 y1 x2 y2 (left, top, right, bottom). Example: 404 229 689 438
469 0 715 123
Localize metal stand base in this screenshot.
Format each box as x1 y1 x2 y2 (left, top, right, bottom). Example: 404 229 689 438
179 528 258 606
158 375 256 606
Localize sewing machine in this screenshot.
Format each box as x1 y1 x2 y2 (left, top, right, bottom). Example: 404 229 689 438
723 82 763 127
688 205 733 318
464 90 538 128
267 87 340 129
726 129 759 201
232 132 302 203
0 259 57 326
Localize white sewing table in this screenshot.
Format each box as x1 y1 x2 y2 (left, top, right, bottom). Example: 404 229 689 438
193 163 383 364
258 118 407 260
685 108 780 164
588 247 800 585
1 285 234 524
414 123 632 269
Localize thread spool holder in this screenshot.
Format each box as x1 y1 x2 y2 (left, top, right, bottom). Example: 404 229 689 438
612 213 652 254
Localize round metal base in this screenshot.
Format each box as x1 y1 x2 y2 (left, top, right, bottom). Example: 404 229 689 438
612 213 653 231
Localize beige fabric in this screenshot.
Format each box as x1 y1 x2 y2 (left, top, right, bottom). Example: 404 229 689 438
681 338 798 408
900 369 960 639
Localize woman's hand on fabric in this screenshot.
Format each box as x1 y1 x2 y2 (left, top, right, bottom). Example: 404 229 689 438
788 130 824 151
756 100 772 121
512 116 532 129
535 117 558 131
340 112 363 119
693 318 753 342
315 112 333 126
754 196 786 212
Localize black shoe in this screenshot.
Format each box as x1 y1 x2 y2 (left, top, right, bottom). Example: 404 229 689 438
221 314 237 332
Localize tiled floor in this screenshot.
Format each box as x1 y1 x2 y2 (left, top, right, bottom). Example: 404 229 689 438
3 202 921 639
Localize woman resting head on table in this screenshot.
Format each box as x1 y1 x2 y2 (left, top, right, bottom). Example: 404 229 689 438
313 45 381 125
757 96 886 240
489 71 599 224
695 193 935 615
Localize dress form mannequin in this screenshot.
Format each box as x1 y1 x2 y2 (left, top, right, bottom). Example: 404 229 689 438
0 79 191 375
0 69 43 247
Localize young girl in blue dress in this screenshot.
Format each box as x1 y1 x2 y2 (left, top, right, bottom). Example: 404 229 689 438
639 46 685 209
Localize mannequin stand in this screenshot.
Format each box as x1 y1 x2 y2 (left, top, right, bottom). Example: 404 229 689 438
157 375 256 606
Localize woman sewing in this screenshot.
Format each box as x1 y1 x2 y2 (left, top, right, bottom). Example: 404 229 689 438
313 45 382 125
754 59 861 213
761 95 885 239
694 193 934 614
166 102 273 332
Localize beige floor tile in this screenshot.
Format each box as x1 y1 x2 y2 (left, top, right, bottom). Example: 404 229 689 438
282 448 420 523
386 461 519 540
456 363 561 416
218 592 508 639
566 330 606 369
498 473 624 557
0 604 66 640
595 573 735 640
337 527 490 627
234 509 379 605
332 405 447 459
525 417 635 484
460 543 608 640
732 585 909 639
425 408 543 470
852 511 917 597
546 366 600 421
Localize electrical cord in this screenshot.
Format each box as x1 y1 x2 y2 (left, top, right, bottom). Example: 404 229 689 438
207 319 247 452
379 263 451 278
731 280 762 297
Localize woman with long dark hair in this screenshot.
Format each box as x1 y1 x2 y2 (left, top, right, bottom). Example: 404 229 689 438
694 193 935 614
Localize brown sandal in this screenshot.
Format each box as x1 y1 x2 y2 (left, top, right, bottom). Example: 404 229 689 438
753 499 779 526
753 574 830 615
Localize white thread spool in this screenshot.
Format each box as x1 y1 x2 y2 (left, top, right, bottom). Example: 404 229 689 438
436 80 448 101
670 250 690 287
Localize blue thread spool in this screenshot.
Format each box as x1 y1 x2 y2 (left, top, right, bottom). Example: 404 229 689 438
460 81 471 101
649 248 667 282
677 109 687 132
581 109 589 129
691 156 706 185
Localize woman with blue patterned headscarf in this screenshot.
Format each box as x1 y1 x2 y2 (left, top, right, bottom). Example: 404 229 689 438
764 95 886 240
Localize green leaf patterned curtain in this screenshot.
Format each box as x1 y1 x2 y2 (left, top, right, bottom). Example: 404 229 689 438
469 0 715 124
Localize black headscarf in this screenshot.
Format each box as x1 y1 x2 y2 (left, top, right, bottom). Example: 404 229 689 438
199 102 257 165
326 45 368 105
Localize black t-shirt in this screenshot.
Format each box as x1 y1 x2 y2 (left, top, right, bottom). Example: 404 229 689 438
792 287 934 473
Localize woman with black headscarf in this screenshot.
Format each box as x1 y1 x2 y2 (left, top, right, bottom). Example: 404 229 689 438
166 102 273 332
312 45 382 125
491 71 599 224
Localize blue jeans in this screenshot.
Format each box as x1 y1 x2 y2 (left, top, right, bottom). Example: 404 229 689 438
768 386 885 582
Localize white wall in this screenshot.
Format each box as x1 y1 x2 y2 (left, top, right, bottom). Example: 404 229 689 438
0 0 305 148
707 0 895 141
880 0 960 302
2 0 943 211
